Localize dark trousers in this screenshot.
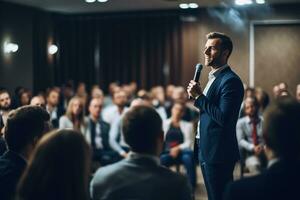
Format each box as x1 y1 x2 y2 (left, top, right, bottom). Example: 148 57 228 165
200 162 235 200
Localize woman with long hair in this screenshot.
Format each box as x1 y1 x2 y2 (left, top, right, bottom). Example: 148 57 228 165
59 96 87 133
16 129 91 200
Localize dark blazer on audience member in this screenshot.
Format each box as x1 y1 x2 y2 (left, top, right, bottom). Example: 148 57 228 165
194 67 244 163
90 153 192 200
223 161 300 200
0 151 27 200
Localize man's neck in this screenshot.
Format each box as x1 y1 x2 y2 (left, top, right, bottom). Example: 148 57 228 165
210 63 227 73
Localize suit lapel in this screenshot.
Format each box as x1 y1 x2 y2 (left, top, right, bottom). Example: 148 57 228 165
206 67 231 99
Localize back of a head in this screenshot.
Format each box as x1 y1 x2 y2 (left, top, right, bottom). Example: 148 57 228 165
4 105 50 153
17 129 91 200
122 105 162 154
263 97 300 161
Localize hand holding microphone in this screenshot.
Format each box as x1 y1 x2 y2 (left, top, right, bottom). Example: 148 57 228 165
187 63 203 100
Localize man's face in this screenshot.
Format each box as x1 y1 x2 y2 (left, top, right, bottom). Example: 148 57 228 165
113 91 128 107
0 92 11 110
47 91 59 106
244 100 257 118
204 38 225 67
89 99 102 119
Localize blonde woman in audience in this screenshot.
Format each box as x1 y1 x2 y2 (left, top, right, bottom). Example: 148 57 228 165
16 129 91 200
59 96 87 133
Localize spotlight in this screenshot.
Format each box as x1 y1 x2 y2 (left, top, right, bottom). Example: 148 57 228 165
85 0 96 3
48 44 58 55
189 3 199 9
97 0 108 2
4 42 18 53
235 0 253 5
256 0 265 4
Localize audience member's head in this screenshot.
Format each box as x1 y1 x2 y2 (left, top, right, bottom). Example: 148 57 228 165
166 84 175 100
244 97 259 118
122 105 163 155
113 90 128 108
90 85 104 100
295 84 300 102
4 106 50 158
263 98 300 162
88 97 103 121
18 89 32 107
172 86 188 104
17 129 91 200
30 96 46 108
66 96 85 121
273 85 280 99
278 82 288 91
151 86 165 104
244 87 255 99
171 102 185 121
46 88 60 107
0 89 11 111
255 87 269 112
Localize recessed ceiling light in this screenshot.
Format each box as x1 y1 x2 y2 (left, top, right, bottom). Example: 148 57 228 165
235 0 253 5
85 0 96 3
97 0 108 2
189 3 199 9
256 0 265 4
179 3 189 9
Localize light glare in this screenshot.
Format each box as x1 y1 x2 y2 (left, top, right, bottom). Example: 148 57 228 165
235 0 253 5
179 3 189 9
85 0 96 3
189 3 199 9
256 0 265 4
4 42 18 53
48 44 58 55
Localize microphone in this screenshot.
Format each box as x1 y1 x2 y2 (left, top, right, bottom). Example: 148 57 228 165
189 63 203 99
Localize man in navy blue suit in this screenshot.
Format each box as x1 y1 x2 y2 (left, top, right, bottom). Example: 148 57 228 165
187 32 244 200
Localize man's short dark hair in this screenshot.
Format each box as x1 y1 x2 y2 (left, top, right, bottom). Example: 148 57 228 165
263 98 300 161
122 105 162 154
4 105 50 153
207 32 233 58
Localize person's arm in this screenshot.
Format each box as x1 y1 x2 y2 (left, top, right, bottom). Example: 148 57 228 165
178 122 194 150
236 119 254 152
109 117 126 156
194 78 243 127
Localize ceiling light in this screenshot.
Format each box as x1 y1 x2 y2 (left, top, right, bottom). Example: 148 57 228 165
97 0 108 2
235 0 253 5
4 42 18 54
85 0 96 3
189 3 199 9
256 0 265 4
179 3 189 9
48 44 58 55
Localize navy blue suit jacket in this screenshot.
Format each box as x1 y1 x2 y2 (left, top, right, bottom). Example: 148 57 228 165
194 67 244 164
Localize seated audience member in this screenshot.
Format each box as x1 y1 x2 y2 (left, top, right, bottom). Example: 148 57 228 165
296 84 300 102
46 88 64 128
90 105 192 200
272 85 280 99
15 88 32 108
236 97 266 174
60 81 74 111
59 96 87 134
255 87 269 114
16 129 91 200
30 95 46 108
0 89 12 131
224 98 300 200
87 97 120 165
103 82 121 108
151 86 168 120
278 82 288 93
238 87 255 118
160 102 196 189
102 89 128 125
76 82 88 107
0 106 50 200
